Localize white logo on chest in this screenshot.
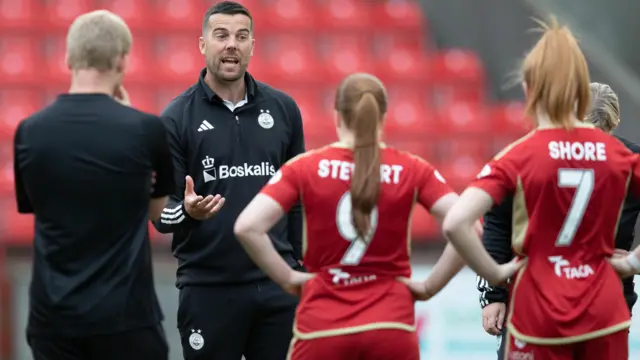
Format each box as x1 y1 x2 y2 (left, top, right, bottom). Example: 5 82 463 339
189 329 204 350
258 109 274 129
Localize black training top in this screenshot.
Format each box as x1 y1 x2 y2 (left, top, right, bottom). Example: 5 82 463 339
14 93 174 337
153 69 305 286
477 134 639 312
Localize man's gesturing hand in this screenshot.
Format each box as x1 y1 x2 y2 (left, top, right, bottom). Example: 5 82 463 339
183 175 225 220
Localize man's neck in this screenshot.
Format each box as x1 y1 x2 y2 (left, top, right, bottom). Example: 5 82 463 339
204 70 246 104
68 69 118 95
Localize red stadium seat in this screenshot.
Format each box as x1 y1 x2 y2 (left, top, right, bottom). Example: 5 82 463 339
42 0 93 30
318 0 372 31
385 87 435 139
491 102 532 136
0 0 36 29
95 0 150 29
43 35 69 84
436 101 487 135
0 89 42 140
411 205 438 241
384 140 435 163
153 0 206 31
0 36 38 85
374 44 429 84
371 1 423 32
284 88 333 138
157 87 186 112
430 49 485 104
126 33 152 84
262 36 323 84
125 86 158 114
153 35 202 84
437 138 491 190
261 0 317 33
323 36 375 84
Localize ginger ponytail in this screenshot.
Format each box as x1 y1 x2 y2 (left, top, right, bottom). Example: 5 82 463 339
522 17 590 128
350 93 381 240
334 73 387 240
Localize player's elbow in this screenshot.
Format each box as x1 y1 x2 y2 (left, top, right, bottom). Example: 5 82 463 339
442 210 466 241
234 215 254 242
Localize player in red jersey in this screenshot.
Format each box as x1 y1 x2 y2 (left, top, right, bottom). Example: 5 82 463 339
426 18 638 360
233 73 504 359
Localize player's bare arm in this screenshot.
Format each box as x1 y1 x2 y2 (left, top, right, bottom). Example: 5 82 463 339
235 193 314 296
443 188 525 285
402 193 484 300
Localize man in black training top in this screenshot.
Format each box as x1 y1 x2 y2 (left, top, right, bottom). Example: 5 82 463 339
477 82 639 359
152 2 305 360
14 10 174 360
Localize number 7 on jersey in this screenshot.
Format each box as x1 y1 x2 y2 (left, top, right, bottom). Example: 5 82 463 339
556 168 595 247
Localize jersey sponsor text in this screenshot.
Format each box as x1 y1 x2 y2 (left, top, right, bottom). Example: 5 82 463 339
219 162 276 179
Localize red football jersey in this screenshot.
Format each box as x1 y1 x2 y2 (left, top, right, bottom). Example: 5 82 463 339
471 125 640 345
261 142 453 339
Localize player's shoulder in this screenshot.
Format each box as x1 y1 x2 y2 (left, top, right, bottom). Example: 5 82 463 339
255 79 297 107
491 130 538 161
283 144 335 168
382 144 433 168
160 84 199 120
613 135 640 154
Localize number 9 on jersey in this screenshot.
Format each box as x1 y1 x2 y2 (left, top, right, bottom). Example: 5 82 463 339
336 191 379 266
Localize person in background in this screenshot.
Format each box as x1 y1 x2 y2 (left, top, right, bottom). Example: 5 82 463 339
14 10 173 360
476 82 639 359
151 2 305 359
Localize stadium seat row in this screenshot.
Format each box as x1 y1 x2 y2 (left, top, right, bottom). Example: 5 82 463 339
1 0 424 33
0 35 483 89
0 86 528 140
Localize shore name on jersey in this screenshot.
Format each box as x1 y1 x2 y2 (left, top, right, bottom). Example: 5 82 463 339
317 159 403 184
548 141 606 161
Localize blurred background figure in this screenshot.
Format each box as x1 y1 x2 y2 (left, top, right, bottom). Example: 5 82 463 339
1 0 640 359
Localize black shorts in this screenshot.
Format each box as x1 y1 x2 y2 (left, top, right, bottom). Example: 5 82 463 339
27 325 168 360
178 278 298 360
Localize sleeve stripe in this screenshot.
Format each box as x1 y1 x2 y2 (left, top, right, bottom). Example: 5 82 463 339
161 215 185 225
477 275 492 308
161 205 185 224
163 204 183 214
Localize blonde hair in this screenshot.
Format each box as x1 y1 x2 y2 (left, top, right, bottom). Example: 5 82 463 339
334 73 387 240
66 10 132 71
522 17 590 128
586 82 620 133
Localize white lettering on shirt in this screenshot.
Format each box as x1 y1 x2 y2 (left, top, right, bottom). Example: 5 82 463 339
548 141 606 161
317 159 403 184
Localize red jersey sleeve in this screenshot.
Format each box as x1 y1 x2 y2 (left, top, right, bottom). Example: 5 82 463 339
415 157 455 210
260 159 301 212
469 154 517 205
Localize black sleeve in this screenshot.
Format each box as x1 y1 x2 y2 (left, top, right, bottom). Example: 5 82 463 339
13 122 33 214
152 103 200 234
477 194 514 308
285 101 306 261
147 116 175 198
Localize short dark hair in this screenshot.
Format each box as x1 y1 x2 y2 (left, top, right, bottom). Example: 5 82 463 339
202 1 253 33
